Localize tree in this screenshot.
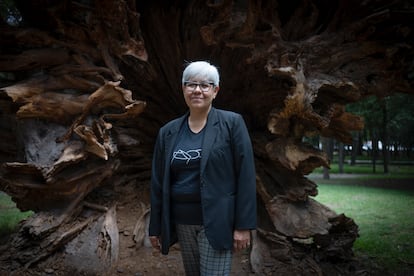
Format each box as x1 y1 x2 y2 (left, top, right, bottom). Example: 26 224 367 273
321 137 331 179
348 96 382 172
0 0 413 275
380 98 390 173
347 93 414 170
338 142 345 173
386 94 414 158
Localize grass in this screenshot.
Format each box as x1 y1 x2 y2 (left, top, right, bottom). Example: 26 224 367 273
315 183 414 271
0 193 32 237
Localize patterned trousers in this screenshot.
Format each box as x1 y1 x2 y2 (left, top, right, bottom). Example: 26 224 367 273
175 224 232 276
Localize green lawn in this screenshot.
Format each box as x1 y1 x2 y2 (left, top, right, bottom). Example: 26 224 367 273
315 183 414 270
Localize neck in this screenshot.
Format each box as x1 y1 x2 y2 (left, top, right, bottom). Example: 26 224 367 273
190 105 211 119
188 106 211 133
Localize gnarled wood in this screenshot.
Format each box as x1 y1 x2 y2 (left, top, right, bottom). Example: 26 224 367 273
0 0 413 274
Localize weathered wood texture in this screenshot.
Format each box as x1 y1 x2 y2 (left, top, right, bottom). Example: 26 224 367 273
0 0 413 274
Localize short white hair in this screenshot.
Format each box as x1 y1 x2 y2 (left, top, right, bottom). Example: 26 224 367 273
182 61 220 86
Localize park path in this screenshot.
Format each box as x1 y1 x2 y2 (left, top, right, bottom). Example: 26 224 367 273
308 173 414 191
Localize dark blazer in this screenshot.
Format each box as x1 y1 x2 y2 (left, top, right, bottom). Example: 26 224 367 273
149 107 257 255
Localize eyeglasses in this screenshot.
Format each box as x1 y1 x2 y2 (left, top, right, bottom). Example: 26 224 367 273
184 81 215 92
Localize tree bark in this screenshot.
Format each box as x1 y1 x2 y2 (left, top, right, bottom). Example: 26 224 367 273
381 99 390 174
1 0 413 274
350 133 359 166
321 137 331 179
338 142 344 173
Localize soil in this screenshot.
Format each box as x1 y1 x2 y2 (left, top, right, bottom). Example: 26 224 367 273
109 241 252 276
106 182 253 276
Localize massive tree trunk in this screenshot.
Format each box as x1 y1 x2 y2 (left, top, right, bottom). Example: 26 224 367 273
0 0 413 274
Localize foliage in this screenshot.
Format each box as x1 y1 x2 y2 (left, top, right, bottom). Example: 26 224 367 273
347 93 414 150
386 93 414 149
347 96 382 136
315 183 414 271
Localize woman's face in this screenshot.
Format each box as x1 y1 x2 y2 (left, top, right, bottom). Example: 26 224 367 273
182 77 219 112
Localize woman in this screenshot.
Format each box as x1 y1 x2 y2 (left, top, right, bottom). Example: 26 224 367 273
149 61 257 275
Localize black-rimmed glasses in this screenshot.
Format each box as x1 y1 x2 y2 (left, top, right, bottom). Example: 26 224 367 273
184 81 215 92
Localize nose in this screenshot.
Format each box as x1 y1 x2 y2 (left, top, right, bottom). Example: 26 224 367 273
193 84 202 93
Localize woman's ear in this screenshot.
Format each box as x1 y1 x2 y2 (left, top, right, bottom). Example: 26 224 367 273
213 86 219 99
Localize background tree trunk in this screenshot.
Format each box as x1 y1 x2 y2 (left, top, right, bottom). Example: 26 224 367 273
372 134 378 173
1 0 413 275
381 99 390 173
321 137 331 179
338 142 344 173
350 133 360 166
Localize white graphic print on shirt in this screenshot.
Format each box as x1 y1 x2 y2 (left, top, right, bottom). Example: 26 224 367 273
171 149 202 164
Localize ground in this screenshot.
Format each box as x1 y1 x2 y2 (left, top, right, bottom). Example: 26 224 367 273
1 175 413 275
107 181 253 276
110 240 252 276
104 174 414 276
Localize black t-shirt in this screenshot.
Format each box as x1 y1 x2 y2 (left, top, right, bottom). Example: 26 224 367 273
170 122 204 224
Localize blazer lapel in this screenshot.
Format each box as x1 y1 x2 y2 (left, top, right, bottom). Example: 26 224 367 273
201 108 219 174
164 114 187 166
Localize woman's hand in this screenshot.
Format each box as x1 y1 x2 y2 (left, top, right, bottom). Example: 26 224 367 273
233 229 251 252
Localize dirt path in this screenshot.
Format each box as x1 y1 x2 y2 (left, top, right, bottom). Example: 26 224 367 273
108 183 253 276
110 243 252 276
309 173 414 191
110 218 252 275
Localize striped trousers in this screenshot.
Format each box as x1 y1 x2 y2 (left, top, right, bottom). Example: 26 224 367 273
175 224 232 276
